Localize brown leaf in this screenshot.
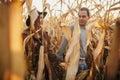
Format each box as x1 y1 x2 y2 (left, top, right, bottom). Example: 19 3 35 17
76 70 89 80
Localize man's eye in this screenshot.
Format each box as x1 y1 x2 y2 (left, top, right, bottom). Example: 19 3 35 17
82 16 86 18
79 16 86 18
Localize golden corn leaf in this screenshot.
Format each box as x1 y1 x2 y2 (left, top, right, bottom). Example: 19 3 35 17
86 20 99 47
65 18 80 63
93 29 105 60
59 62 68 70
65 18 80 80
86 67 93 80
97 20 111 29
65 38 80 80
61 12 69 22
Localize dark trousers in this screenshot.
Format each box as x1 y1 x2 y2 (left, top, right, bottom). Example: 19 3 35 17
77 60 88 74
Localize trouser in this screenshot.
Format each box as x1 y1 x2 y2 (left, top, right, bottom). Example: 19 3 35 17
77 60 88 74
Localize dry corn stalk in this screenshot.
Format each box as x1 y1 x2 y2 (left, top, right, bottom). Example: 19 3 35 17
44 54 52 80
105 18 120 80
65 18 80 80
0 1 25 80
37 46 44 80
93 29 105 60
0 2 11 80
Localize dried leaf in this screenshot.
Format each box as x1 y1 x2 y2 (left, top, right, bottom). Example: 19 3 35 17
65 41 80 80
65 18 80 80
61 12 69 22
86 20 99 47
59 62 68 70
76 70 89 80
37 46 44 80
93 29 105 60
65 18 80 63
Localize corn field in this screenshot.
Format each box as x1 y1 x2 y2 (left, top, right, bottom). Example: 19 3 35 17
0 0 120 80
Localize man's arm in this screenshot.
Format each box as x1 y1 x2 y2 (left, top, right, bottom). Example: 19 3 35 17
56 36 68 61
56 24 74 61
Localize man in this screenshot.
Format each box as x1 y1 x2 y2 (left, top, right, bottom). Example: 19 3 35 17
56 7 90 74
77 7 90 74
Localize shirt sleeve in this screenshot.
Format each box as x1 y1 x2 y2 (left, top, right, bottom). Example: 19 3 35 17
56 24 74 60
56 36 68 60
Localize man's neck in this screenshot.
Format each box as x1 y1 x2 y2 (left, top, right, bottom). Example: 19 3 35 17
80 25 86 29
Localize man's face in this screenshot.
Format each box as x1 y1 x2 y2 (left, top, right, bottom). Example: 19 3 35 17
78 10 90 26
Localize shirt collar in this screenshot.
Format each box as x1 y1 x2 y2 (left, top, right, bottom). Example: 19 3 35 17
80 25 86 30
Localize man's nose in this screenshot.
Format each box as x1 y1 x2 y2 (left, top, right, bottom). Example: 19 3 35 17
79 17 83 19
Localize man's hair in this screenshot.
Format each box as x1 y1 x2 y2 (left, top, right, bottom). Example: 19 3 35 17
79 7 90 17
